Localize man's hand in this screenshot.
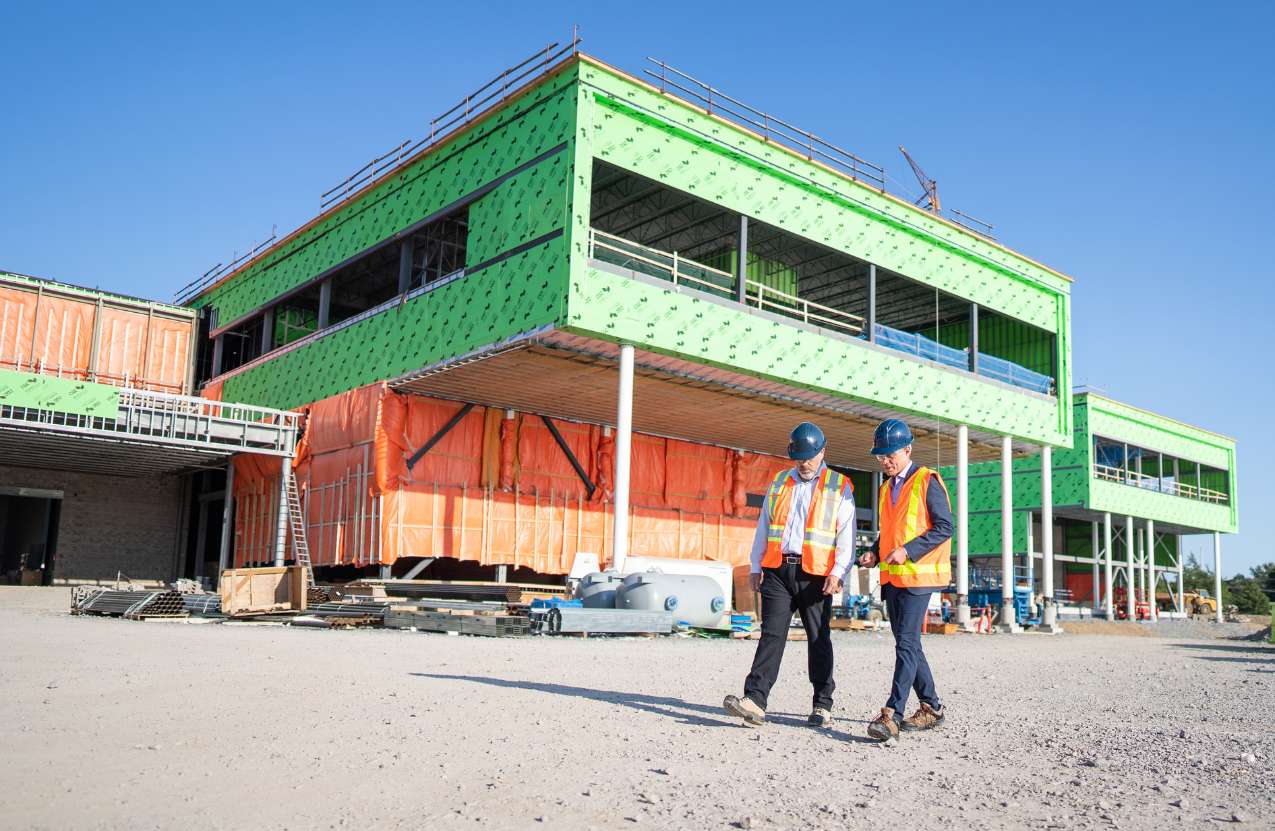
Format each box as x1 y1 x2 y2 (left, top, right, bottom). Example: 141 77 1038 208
884 546 909 565
858 550 879 568
750 572 764 592
822 574 843 596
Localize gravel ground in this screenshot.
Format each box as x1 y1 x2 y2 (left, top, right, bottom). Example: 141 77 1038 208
2 587 1272 831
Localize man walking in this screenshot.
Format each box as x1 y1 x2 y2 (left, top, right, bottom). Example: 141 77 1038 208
858 418 953 741
723 421 856 728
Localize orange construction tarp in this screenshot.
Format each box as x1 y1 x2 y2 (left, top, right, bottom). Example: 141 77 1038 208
231 383 793 573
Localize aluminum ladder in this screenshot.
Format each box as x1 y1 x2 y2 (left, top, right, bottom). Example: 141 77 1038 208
284 468 315 589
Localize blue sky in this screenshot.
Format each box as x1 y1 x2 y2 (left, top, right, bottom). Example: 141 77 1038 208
2 1 1271 574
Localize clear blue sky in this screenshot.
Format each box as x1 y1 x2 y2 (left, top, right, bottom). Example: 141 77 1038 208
2 2 1271 575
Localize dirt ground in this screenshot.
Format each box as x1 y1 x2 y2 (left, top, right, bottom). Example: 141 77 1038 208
2 587 1272 831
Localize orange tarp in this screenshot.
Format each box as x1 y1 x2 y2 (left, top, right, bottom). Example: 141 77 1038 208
231 383 791 573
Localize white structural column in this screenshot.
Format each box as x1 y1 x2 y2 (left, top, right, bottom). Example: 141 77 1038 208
1212 532 1223 624
1146 518 1157 621
217 459 236 577
1176 535 1185 614
998 435 1017 629
956 424 971 626
1103 512 1114 621
1125 515 1136 619
1091 521 1100 616
1040 445 1058 630
273 456 289 567
612 344 635 573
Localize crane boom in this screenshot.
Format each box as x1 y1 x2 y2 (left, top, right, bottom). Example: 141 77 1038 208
899 145 940 214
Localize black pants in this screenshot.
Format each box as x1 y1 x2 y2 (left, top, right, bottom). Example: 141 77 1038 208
743 563 834 711
883 584 941 719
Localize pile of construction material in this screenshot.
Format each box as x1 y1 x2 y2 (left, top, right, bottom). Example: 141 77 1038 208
72 588 187 619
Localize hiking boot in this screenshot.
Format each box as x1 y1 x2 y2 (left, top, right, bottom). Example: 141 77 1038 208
808 707 832 727
866 707 899 741
901 702 945 732
723 694 766 727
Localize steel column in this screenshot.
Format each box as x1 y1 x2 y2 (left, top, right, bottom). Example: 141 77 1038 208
735 215 748 304
217 459 235 578
612 344 635 572
273 456 289 567
1212 532 1223 623
211 335 224 377
999 435 1016 628
1146 518 1157 620
956 424 970 626
1176 535 1184 614
1103 512 1114 621
866 264 877 342
398 238 414 294
260 307 274 355
1040 445 1057 629
317 279 332 329
1125 516 1136 619
1091 521 1100 615
193 499 209 581
968 304 979 373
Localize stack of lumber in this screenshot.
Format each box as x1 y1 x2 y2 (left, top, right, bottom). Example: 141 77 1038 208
343 579 567 604
384 602 529 637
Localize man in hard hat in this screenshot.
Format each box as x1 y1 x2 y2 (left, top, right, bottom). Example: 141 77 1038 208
858 418 953 741
723 421 856 729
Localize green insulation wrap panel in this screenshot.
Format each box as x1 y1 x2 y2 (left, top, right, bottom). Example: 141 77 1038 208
568 264 1064 444
943 393 1237 557
194 66 580 328
0 369 119 418
218 235 567 410
570 59 1072 443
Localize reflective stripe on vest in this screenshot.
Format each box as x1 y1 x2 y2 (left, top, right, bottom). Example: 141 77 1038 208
876 466 952 590
761 467 852 576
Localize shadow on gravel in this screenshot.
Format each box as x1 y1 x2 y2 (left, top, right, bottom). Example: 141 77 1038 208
412 673 736 727
411 674 882 742
1173 642 1275 665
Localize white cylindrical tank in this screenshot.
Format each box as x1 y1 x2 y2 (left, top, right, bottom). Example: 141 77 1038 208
615 570 727 629
576 571 625 608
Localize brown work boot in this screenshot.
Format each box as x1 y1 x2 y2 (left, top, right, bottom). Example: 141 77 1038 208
866 707 899 741
901 702 945 732
723 694 766 727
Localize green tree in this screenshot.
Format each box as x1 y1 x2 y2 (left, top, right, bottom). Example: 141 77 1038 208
1250 562 1275 602
1182 553 1214 592
1226 575 1271 615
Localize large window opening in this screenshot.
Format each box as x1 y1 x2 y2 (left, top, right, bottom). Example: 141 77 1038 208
1092 435 1229 504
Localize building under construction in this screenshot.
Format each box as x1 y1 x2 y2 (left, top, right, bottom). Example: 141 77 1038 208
1 41 1238 629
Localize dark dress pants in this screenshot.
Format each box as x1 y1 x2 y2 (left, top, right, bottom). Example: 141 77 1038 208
742 562 834 711
882 582 941 719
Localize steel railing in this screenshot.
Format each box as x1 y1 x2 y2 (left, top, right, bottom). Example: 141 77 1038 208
588 228 865 337
0 386 300 456
1093 463 1228 504
644 59 886 191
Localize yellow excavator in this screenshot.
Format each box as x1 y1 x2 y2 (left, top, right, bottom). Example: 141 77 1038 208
1157 589 1218 616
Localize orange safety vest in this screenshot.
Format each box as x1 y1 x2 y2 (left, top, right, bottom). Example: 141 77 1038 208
761 467 853 576
877 466 952 589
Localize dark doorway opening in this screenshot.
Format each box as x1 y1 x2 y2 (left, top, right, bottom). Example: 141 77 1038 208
0 490 62 585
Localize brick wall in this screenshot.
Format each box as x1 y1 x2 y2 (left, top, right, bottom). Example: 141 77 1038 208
0 465 181 581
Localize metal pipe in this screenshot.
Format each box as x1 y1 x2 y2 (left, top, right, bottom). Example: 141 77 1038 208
1212 532 1223 624
956 424 969 625
1000 435 1015 627
1103 512 1114 621
1125 515 1136 620
612 344 634 573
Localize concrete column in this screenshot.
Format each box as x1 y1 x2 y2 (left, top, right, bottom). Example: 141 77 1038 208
612 344 635 573
1212 532 1223 623
998 435 1017 629
735 215 749 304
1103 512 1114 621
1125 515 1136 619
217 458 235 579
955 424 970 627
1091 521 1100 616
1040 445 1058 631
273 456 290 567
1146 519 1157 621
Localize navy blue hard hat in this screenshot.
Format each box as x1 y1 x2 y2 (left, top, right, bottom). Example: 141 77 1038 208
788 421 826 460
871 419 913 456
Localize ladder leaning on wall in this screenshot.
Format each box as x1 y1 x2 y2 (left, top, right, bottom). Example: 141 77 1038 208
283 467 315 588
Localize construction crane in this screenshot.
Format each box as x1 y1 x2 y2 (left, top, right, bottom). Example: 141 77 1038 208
899 145 940 214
